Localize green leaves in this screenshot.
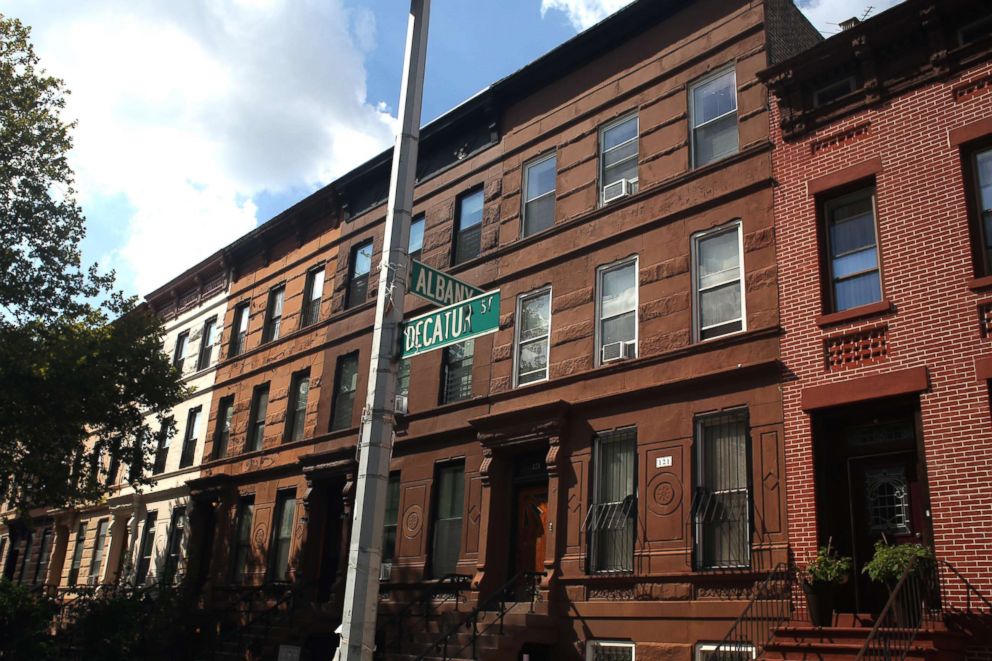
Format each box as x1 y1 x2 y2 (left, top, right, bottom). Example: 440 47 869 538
0 14 186 513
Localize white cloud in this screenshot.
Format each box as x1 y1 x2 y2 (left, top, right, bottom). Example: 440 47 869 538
541 0 904 35
3 0 397 294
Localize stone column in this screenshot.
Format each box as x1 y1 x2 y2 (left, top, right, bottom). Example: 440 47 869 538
542 434 563 596
103 505 133 584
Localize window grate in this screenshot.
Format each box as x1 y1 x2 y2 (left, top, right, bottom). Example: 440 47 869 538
586 427 636 573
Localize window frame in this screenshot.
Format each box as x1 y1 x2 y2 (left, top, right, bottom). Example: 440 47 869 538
586 640 636 661
347 240 374 309
330 352 359 432
599 113 639 205
301 265 325 328
246 383 270 453
440 340 475 404
409 214 425 263
197 316 218 371
262 284 286 343
691 220 747 342
821 185 884 313
594 256 639 366
179 406 202 468
513 287 552 387
452 187 484 265
965 142 992 278
173 330 189 372
89 518 109 585
162 506 186 583
588 427 637 574
231 496 254 584
285 370 310 443
135 512 156 585
521 152 557 237
689 65 739 169
693 409 753 571
152 417 173 475
230 301 250 357
267 490 296 583
429 461 465 579
33 527 53 586
213 395 235 460
67 523 87 586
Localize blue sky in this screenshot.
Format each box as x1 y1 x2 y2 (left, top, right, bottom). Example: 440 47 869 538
0 0 900 297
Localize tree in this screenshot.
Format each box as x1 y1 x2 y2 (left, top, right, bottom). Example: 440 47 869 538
0 15 186 514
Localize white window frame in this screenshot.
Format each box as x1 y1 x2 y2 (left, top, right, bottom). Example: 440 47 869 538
691 220 746 342
513 286 552 387
595 256 639 366
522 152 557 237
694 642 756 661
599 113 639 205
689 66 739 169
587 640 635 661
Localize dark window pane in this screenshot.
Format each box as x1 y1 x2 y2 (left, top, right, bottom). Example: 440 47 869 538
268 492 296 582
162 507 186 583
135 513 156 584
441 340 474 404
348 242 373 308
179 407 201 468
33 528 53 586
247 385 269 452
232 497 254 583
331 354 359 431
430 463 464 577
263 286 285 342
826 189 881 311
173 331 189 372
153 418 172 475
302 268 325 327
214 397 234 459
454 190 483 264
409 216 425 262
523 157 556 236
286 373 310 442
382 474 401 571
68 523 87 586
231 303 250 357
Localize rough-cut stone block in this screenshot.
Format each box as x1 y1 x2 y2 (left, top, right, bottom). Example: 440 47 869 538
553 287 593 313
490 376 510 394
745 265 776 291
640 255 690 285
552 320 593 346
549 355 592 379
640 292 689 321
744 226 774 252
491 344 512 363
642 329 690 355
484 178 502 202
499 312 514 330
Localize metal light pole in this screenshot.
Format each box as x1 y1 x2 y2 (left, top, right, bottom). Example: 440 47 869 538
338 1 430 659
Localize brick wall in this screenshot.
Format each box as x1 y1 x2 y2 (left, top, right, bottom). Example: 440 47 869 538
771 59 992 595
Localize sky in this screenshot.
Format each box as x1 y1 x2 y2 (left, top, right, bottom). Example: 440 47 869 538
1 0 902 298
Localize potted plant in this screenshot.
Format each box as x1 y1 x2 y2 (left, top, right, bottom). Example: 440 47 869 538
862 541 935 626
802 543 852 627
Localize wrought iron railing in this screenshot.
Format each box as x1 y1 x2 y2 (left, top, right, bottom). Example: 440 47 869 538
375 573 472 656
208 581 303 660
415 571 544 661
709 563 798 661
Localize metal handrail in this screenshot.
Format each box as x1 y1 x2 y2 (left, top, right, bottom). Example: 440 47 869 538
211 582 298 659
376 573 472 655
710 563 797 661
854 556 940 661
938 559 992 613
416 571 545 661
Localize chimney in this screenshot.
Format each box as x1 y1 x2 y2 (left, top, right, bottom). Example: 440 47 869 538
839 17 861 31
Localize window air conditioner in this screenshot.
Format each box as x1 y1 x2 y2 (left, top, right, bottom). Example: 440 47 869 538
379 561 393 581
601 340 636 363
602 178 631 204
394 394 408 415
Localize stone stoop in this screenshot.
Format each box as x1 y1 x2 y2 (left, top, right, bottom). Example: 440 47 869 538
765 624 969 661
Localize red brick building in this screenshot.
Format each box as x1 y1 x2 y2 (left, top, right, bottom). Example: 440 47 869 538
761 0 992 618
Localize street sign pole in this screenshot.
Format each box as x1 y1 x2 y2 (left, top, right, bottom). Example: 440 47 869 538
338 1 430 659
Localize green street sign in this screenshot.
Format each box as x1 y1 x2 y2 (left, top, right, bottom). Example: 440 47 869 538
409 259 484 307
401 290 501 358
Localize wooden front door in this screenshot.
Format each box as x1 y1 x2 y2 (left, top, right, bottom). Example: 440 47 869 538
513 485 548 577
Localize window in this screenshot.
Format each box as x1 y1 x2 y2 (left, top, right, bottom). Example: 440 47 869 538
823 186 882 312
960 13 992 45
232 496 254 583
515 288 551 386
430 462 464 578
173 330 189 372
0 537 6 572
596 258 638 364
694 642 755 661
67 523 87 586
690 67 738 168
523 154 556 236
588 428 636 573
813 77 856 107
214 396 234 459
268 491 296 582
107 445 121 486
409 215 425 263
970 147 992 275
16 531 32 584
440 340 474 404
163 506 186 582
179 406 202 469
397 358 411 400
152 418 173 475
347 241 373 309
197 317 218 370
246 384 269 452
694 411 751 569
453 189 483 264
301 267 325 327
587 641 636 661
135 512 157 584
380 473 401 580
600 115 639 203
285 371 310 442
89 519 109 585
230 302 250 357
33 527 53 586
693 223 745 341
330 353 359 431
262 285 285 343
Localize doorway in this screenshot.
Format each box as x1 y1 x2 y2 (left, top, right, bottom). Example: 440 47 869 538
509 453 548 600
812 398 932 614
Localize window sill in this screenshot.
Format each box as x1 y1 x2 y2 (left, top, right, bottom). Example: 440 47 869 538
815 299 893 328
967 274 992 291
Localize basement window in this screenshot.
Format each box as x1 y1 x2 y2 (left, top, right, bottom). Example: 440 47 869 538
587 641 635 661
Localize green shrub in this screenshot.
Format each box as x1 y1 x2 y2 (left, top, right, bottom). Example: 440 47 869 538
862 541 934 584
0 578 56 660
805 545 853 584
